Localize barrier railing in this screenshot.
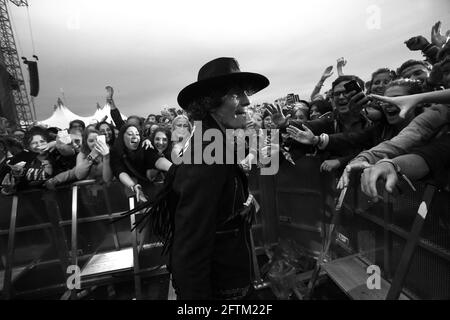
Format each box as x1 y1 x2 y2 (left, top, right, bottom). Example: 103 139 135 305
0 180 167 300
1 156 449 300
327 172 450 299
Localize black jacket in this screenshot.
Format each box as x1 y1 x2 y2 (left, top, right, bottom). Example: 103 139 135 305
168 114 253 299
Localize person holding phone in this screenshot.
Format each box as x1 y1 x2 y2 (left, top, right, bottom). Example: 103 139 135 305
110 124 172 203
287 79 424 166
171 115 192 157
5 126 57 192
74 129 112 184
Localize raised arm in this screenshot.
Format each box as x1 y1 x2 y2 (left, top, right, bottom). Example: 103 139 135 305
311 66 333 100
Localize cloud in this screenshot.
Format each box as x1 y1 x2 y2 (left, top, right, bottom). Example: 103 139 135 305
8 0 450 119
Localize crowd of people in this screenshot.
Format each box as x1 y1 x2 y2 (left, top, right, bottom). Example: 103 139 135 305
0 20 450 299
2 22 449 201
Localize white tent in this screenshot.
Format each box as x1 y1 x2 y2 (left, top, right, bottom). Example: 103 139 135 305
38 102 127 129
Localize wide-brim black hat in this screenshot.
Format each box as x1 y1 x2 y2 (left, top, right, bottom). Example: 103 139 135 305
177 57 269 109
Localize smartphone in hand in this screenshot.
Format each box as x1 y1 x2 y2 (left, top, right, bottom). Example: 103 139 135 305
97 135 106 144
344 80 363 94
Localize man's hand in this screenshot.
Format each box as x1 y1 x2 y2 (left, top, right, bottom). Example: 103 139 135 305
347 90 370 114
431 21 450 48
286 124 317 145
360 162 399 202
320 159 341 172
405 36 430 51
321 66 334 80
337 160 372 190
265 104 291 128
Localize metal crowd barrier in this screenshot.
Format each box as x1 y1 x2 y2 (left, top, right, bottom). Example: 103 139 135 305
250 154 450 300
0 180 168 300
1 156 449 300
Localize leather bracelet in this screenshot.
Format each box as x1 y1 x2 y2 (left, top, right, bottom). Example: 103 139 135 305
377 159 417 192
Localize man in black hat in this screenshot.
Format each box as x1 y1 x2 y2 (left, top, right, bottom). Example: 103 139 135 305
169 57 269 299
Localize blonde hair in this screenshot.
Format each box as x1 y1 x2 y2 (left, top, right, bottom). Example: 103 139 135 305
171 115 192 133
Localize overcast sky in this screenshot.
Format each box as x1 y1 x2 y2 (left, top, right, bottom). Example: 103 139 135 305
8 0 450 120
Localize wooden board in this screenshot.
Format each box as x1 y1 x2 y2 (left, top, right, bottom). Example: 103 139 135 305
323 256 410 300
80 248 133 278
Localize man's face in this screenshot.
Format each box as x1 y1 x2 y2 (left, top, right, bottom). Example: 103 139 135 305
332 81 351 115
400 64 430 84
212 87 250 129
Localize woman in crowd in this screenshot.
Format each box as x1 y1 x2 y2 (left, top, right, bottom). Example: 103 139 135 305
96 121 116 147
262 109 275 129
74 128 112 183
171 115 192 157
147 126 172 183
363 68 397 122
110 124 172 202
5 126 57 191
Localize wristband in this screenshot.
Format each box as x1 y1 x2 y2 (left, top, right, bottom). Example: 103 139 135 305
377 159 416 192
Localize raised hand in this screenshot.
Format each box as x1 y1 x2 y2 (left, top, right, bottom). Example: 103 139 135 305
322 66 334 79
265 103 291 128
286 124 316 145
405 36 430 51
105 86 114 101
337 57 347 76
369 94 418 118
431 21 450 48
